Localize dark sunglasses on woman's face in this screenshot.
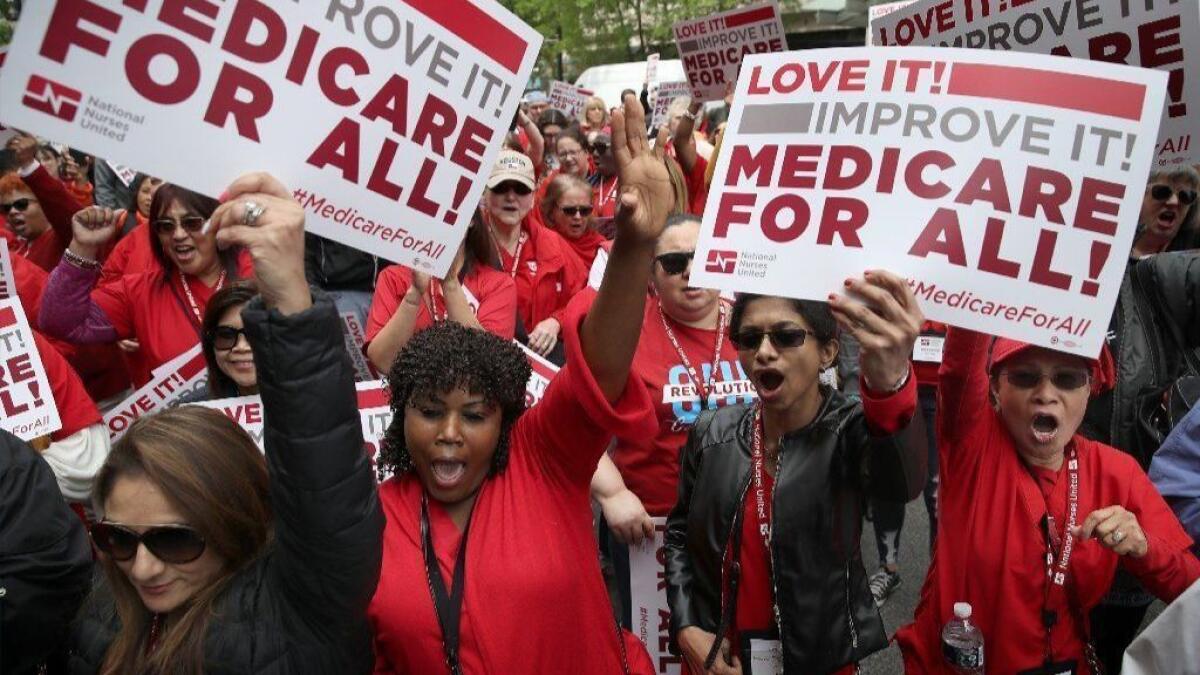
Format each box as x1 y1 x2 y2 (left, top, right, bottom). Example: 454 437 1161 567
491 181 532 196
0 198 33 214
655 250 695 276
730 327 810 351
153 215 206 236
209 325 249 351
1149 184 1197 205
91 522 207 564
560 205 593 217
590 143 609 156
1003 368 1090 391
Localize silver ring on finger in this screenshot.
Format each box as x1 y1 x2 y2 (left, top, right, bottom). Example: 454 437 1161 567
1110 530 1125 544
242 200 266 226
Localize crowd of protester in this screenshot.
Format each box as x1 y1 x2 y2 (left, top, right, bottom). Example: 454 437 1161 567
1 72 1199 675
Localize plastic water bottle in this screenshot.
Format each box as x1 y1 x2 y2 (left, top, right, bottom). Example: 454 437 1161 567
941 602 984 674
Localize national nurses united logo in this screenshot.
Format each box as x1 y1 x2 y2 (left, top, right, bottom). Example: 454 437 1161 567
706 249 738 274
23 75 82 122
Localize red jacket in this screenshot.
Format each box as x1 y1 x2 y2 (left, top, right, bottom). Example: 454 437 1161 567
496 218 588 331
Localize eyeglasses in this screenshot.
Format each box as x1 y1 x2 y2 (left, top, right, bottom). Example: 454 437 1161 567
90 522 207 564
556 149 586 161
209 325 248 351
1149 184 1197 205
590 143 610 156
491 181 532 196
560 205 593 217
153 215 206 236
655 251 695 276
1003 368 1091 391
0 198 34 214
730 327 810 351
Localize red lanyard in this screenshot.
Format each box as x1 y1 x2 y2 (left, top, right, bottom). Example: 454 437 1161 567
425 279 447 323
750 404 772 550
180 269 225 325
657 300 728 410
489 227 527 279
1041 446 1081 587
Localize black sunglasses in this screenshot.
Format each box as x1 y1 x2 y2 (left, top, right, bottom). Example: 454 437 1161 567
590 143 609 155
153 215 206 235
91 522 207 564
1003 368 1090 391
655 250 695 275
730 327 810 351
560 205 593 217
491 181 532 196
0 198 34 214
208 325 248 351
1149 184 1197 205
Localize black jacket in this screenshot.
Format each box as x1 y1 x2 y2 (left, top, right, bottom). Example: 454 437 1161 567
304 234 383 292
0 432 93 675
68 293 385 674
665 388 925 674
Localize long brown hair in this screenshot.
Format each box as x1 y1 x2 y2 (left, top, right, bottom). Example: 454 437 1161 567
92 407 272 675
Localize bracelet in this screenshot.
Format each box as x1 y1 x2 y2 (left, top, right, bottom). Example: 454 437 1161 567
866 367 910 395
63 248 101 271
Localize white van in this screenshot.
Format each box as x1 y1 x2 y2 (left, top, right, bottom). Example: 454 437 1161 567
574 59 687 111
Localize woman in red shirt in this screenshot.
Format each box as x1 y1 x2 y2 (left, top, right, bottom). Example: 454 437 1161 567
368 98 668 675
540 173 611 271
483 150 587 362
896 328 1200 674
100 174 163 284
39 185 250 386
365 215 516 373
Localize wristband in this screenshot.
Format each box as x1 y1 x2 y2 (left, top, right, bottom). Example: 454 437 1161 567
64 248 101 271
867 367 910 395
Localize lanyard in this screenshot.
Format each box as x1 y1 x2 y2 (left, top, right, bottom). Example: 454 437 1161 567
657 300 728 411
421 494 473 675
597 175 619 210
749 404 773 551
179 269 226 326
489 226 527 279
425 279 447 323
1039 446 1080 589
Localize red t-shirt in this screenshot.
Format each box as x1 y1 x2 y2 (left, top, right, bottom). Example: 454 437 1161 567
734 472 774 645
613 299 756 515
897 328 1200 675
685 154 709 216
365 263 517 348
368 303 657 674
35 331 101 441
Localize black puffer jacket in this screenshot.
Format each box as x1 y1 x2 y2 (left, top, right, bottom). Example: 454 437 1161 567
665 388 925 674
68 293 384 674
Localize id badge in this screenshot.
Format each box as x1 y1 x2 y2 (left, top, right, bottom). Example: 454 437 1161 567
913 336 945 363
740 637 783 675
1017 659 1077 675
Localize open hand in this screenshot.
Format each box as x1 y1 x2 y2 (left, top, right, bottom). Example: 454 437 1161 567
830 270 922 392
610 94 673 246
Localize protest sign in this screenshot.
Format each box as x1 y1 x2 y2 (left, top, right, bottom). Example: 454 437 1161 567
870 0 1200 168
867 1 920 45
629 518 681 675
646 53 661 86
651 81 693 130
357 379 392 476
106 160 138 188
673 1 787 102
0 1 542 277
517 341 559 408
0 35 12 144
0 299 62 440
105 345 207 441
548 80 594 119
0 240 15 301
340 311 380 382
692 48 1166 357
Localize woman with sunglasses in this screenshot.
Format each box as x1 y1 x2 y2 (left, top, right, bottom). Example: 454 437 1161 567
588 131 621 220
365 214 515 374
665 273 927 674
175 281 261 402
3 133 89 272
541 173 610 270
1134 167 1199 255
367 97 667 675
71 172 383 675
895 326 1200 674
40 184 251 386
483 149 587 362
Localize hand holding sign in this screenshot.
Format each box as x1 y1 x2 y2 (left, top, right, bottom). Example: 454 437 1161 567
69 206 122 259
212 173 309 315
612 96 674 246
830 269 923 392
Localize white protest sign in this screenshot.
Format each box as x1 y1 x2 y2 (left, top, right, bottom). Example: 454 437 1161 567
870 0 1200 168
629 517 682 675
357 379 393 477
106 160 138 188
105 345 207 442
866 1 920 46
0 300 62 440
0 44 12 144
195 394 265 447
693 47 1166 357
646 53 661 86
652 81 693 131
0 240 15 301
0 1 542 277
517 341 559 408
673 1 787 102
548 80 594 119
340 311 380 382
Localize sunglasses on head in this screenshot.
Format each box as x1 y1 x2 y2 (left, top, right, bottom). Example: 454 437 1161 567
655 251 695 276
0 198 34 214
730 327 810 351
1149 184 1197 205
560 205 593 217
491 181 532 196
209 325 248 351
153 215 206 236
91 522 207 564
1003 368 1090 391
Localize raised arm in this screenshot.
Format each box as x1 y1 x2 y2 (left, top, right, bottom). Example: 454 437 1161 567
210 173 383 630
517 109 544 170
8 134 84 247
38 207 127 344
936 326 993 448
673 100 703 175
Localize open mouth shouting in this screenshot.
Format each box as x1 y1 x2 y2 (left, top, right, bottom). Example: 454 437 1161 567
753 368 786 402
173 242 199 266
1031 412 1060 445
429 458 468 490
1154 207 1180 232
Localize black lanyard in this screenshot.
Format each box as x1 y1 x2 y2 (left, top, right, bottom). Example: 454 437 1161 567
421 494 473 675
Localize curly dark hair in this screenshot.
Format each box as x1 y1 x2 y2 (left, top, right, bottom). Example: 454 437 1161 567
378 321 531 480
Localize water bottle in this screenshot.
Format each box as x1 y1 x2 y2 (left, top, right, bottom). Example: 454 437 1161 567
941 602 984 674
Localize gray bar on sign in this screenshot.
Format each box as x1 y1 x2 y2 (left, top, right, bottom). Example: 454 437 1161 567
738 103 813 134
679 40 699 52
